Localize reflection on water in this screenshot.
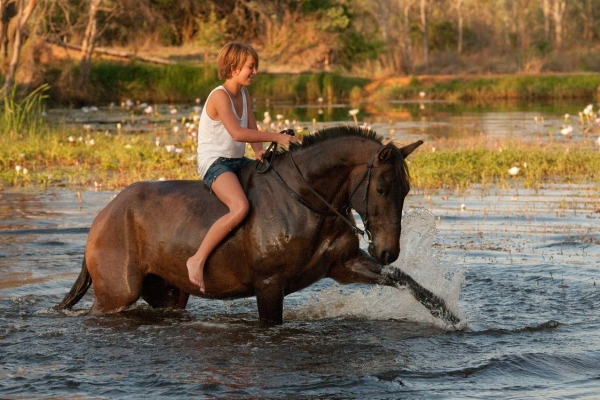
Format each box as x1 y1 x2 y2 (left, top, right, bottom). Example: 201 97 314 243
45 98 600 148
1 183 600 398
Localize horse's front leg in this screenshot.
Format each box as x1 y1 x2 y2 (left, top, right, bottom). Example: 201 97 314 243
328 250 460 325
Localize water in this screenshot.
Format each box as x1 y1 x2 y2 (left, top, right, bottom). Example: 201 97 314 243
46 98 600 148
2 182 600 399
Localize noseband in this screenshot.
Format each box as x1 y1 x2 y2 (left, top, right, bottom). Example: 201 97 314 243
260 145 382 244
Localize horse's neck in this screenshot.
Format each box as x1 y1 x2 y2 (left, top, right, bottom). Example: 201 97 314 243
282 139 378 206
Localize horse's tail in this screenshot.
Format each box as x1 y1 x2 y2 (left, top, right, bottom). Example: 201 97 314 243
54 256 92 310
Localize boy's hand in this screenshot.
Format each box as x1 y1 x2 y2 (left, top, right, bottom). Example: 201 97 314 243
255 148 266 162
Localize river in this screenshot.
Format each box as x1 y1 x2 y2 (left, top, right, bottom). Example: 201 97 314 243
2 102 600 398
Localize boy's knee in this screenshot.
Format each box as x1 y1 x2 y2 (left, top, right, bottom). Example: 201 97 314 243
231 202 249 224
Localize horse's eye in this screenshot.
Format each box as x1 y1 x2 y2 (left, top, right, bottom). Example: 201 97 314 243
377 187 384 195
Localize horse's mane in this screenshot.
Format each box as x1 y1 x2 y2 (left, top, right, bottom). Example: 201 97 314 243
288 125 383 153
284 125 411 191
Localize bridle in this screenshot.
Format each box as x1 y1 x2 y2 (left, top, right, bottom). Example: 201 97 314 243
258 137 384 244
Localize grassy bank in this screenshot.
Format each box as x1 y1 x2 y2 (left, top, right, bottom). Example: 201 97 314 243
45 60 600 106
47 61 370 106
2 126 599 191
370 73 600 102
409 138 600 191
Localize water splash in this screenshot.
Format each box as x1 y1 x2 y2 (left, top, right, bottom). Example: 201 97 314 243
291 208 466 328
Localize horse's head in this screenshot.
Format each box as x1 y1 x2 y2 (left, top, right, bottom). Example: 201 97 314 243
350 140 423 265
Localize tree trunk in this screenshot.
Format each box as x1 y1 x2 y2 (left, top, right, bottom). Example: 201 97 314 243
542 0 551 41
552 0 566 49
420 0 429 65
401 0 415 74
0 0 7 59
2 0 36 95
78 0 101 87
456 0 463 53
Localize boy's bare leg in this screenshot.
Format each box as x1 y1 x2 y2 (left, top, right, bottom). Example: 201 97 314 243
187 172 249 293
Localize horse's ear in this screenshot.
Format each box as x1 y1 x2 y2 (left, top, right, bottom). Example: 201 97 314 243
377 145 397 164
399 140 424 158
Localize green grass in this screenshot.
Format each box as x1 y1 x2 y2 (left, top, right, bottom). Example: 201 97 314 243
0 127 199 189
45 60 371 106
2 124 600 191
376 73 600 102
408 138 600 190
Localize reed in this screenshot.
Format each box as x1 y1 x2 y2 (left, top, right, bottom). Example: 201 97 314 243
2 126 600 191
378 74 600 102
46 61 370 106
1 84 49 137
409 138 600 190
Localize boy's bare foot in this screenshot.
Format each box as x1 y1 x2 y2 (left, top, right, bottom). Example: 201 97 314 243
186 256 205 293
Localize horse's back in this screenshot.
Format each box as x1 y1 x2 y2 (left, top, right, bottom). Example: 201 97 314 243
86 180 222 267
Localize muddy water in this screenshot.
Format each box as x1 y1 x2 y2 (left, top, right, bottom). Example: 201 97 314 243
2 182 600 398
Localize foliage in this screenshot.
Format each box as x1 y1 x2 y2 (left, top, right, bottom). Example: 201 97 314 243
2 125 600 190
373 73 600 102
1 84 49 137
409 139 600 190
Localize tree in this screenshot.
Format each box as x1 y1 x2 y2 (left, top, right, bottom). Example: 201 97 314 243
78 0 101 87
552 0 566 48
194 6 226 80
420 0 430 64
1 0 36 96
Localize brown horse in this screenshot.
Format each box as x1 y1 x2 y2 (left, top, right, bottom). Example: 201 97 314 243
56 126 459 326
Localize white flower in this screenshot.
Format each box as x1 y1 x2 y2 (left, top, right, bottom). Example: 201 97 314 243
173 126 180 133
508 167 520 176
419 91 426 98
560 125 573 136
276 114 284 121
15 165 22 173
348 109 359 116
175 148 183 154
22 168 28 175
170 108 178 115
68 136 75 142
124 144 132 149
165 145 175 152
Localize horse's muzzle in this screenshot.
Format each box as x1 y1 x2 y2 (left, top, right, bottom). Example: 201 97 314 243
369 244 399 265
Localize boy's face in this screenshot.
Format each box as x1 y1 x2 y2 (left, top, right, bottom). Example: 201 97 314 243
232 56 257 85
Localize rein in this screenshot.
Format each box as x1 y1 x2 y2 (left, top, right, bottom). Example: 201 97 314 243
258 132 380 244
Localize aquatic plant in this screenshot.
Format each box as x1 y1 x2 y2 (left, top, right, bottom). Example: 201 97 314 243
1 84 49 138
2 123 600 190
409 138 600 190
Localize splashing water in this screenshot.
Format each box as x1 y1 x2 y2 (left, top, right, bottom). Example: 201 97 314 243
290 208 466 328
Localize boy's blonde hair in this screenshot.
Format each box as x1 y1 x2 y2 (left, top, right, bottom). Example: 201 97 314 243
217 41 259 80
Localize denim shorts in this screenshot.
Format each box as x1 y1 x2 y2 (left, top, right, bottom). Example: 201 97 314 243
204 157 252 189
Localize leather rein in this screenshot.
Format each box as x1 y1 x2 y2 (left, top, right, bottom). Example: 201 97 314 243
257 132 381 244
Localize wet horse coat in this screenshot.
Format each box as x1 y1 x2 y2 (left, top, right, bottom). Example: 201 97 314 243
56 126 459 325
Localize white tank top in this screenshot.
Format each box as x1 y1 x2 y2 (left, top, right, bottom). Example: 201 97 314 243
196 85 248 178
